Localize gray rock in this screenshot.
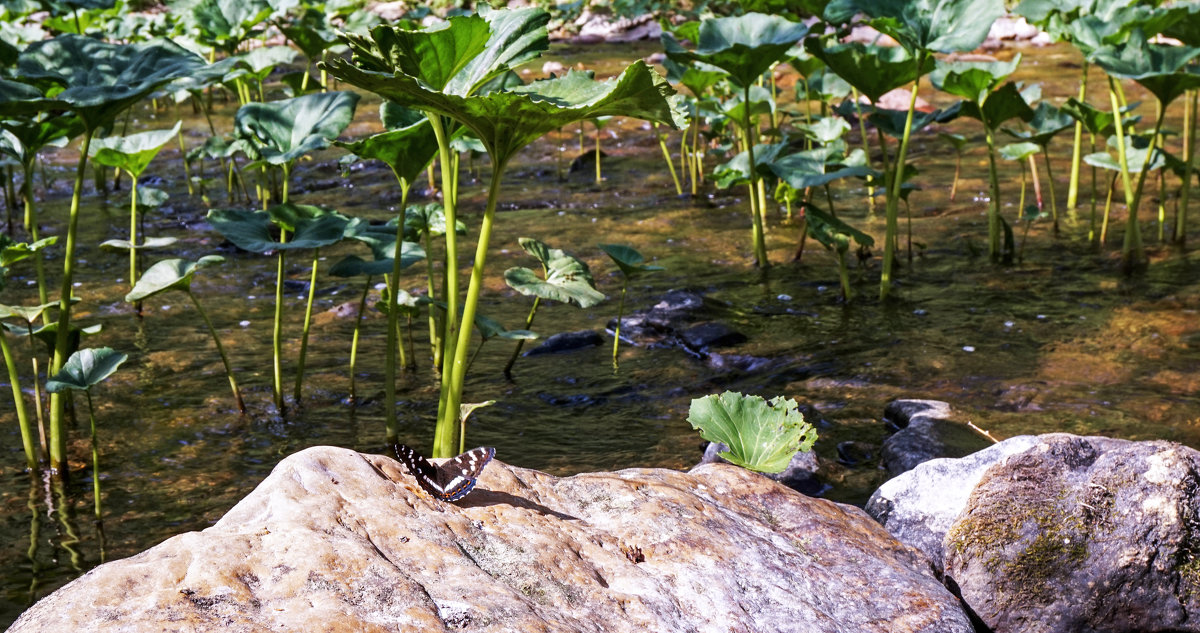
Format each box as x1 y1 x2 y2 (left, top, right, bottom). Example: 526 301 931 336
701 442 826 496
679 322 747 352
881 399 994 475
705 352 773 373
944 434 1200 633
608 290 710 347
525 329 604 356
866 435 1041 571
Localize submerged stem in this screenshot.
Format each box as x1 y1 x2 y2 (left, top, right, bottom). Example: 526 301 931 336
188 289 245 413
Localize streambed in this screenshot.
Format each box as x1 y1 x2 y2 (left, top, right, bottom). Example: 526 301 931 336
3 40 1200 627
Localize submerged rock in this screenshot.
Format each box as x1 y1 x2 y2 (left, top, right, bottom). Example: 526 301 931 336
524 329 604 356
12 446 972 632
880 399 993 475
679 322 747 353
944 434 1200 633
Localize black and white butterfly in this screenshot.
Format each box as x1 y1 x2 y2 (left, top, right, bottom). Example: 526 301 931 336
394 444 495 502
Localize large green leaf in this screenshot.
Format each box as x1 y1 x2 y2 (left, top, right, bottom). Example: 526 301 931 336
825 0 1004 55
805 38 932 102
999 141 1039 161
125 255 225 302
930 55 1022 104
404 201 465 239
235 91 361 166
804 203 874 254
687 391 818 473
45 347 127 393
1090 30 1200 106
504 237 605 308
190 0 273 53
0 114 84 166
15 35 205 128
1060 96 1139 136
662 13 808 88
598 243 663 278
327 63 679 162
88 120 182 177
1001 101 1075 147
207 204 349 253
767 152 872 190
333 108 439 186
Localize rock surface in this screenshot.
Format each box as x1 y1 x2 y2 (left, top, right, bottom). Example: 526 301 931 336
881 399 993 475
12 446 973 633
944 434 1200 633
866 434 1041 571
524 329 604 356
700 442 826 497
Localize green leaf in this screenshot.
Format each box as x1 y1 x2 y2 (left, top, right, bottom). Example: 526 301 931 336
0 113 84 166
949 81 1034 130
125 255 225 302
0 299 66 324
207 204 349 253
687 391 818 473
1 235 56 267
999 141 1039 161
404 202 465 238
474 314 537 341
1060 96 1139 136
598 243 663 277
333 109 439 187
190 0 273 53
1 320 100 358
930 55 1022 104
825 0 1004 55
805 38 932 102
45 347 127 393
1001 101 1075 147
1084 135 1165 173
662 13 809 88
328 242 426 277
803 203 874 253
1090 30 1200 106
100 236 179 252
15 35 204 129
234 91 361 166
504 238 605 308
88 120 182 177
233 45 298 80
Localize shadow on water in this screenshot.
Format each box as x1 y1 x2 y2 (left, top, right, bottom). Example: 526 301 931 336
4 40 1200 627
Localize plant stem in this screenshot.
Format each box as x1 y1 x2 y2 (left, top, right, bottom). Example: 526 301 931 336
611 282 627 371
1041 148 1060 234
430 116 461 438
384 186 411 444
348 276 370 403
271 246 287 412
1177 89 1198 246
0 330 35 470
880 64 924 301
48 127 93 473
504 296 539 379
129 173 140 291
1066 61 1088 213
84 390 100 520
20 163 49 312
1109 77 1142 272
851 88 877 216
188 289 245 412
655 124 682 195
292 248 321 403
434 156 509 458
741 83 768 268
594 122 602 184
983 126 1004 263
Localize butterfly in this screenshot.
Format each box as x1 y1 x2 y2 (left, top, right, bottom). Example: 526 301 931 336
393 444 495 502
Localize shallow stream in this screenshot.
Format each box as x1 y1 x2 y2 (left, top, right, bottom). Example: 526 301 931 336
3 40 1200 627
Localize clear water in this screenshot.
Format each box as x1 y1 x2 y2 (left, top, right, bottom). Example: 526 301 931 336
3 40 1200 627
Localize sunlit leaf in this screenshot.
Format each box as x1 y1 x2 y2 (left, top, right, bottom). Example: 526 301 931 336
687 391 818 473
45 347 127 392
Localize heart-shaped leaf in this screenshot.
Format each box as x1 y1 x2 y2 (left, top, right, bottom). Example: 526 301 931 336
45 347 128 392
504 238 605 308
125 255 225 302
662 13 809 88
825 0 1004 55
234 91 361 166
207 204 349 253
598 243 664 278
88 120 182 177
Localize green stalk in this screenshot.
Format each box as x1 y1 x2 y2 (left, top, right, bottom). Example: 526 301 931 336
594 123 602 184
434 157 509 458
983 125 1004 263
177 126 194 196
47 128 94 473
850 88 877 216
655 124 683 195
1066 61 1088 212
20 164 49 311
292 248 320 403
429 116 460 420
1100 171 1117 245
504 296 540 379
84 390 100 520
348 275 371 402
1108 78 1142 272
1041 149 1060 234
1176 88 1197 246
611 282 627 371
741 83 769 268
1 331 36 470
422 227 442 370
836 248 851 301
271 246 287 411
384 185 411 444
187 288 244 412
128 173 139 290
880 64 924 301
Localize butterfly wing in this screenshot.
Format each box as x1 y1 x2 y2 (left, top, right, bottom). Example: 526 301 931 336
394 444 495 502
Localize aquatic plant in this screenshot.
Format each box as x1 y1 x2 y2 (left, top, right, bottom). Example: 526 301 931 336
45 347 127 519
598 243 661 371
687 391 817 474
502 237 605 378
7 34 203 472
88 121 182 292
325 6 679 456
663 12 809 269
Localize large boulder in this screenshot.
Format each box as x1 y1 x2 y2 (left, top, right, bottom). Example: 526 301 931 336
866 434 1041 571
944 434 1200 633
12 446 972 633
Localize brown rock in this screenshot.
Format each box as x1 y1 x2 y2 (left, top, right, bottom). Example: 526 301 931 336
12 447 971 632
